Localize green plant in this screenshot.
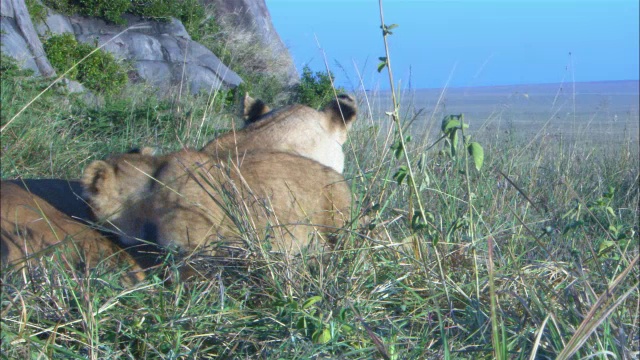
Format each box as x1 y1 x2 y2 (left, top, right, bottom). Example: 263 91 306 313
130 0 205 35
74 41 128 95
42 0 206 34
293 65 343 109
26 0 48 24
42 0 79 16
76 0 131 25
233 73 287 107
440 114 484 172
43 33 128 96
42 33 80 79
173 0 206 37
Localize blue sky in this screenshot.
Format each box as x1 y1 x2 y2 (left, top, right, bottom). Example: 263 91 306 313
266 0 640 89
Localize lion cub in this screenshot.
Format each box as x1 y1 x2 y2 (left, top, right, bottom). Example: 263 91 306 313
1 182 145 285
203 94 357 174
82 149 352 257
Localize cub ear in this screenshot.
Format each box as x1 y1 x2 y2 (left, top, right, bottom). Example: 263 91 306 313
242 93 271 124
139 147 157 156
322 94 357 129
82 160 115 198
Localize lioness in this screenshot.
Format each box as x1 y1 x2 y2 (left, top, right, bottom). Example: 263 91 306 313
1 182 145 285
203 94 357 174
82 149 352 257
7 178 91 221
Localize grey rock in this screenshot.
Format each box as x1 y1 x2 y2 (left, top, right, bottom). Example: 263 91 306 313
135 61 172 87
69 14 190 41
0 17 40 74
205 0 299 84
1 0 55 76
2 0 301 94
61 78 86 93
0 0 14 17
67 13 241 93
35 12 74 36
181 63 224 93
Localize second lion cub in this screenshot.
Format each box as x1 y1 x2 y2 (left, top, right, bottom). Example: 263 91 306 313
83 149 352 257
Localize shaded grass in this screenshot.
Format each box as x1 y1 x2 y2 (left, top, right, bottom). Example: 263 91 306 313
1 58 639 359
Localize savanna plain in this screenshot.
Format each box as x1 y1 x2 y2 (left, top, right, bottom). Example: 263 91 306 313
1 50 638 359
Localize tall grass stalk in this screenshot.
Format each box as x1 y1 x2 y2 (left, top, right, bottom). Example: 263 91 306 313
377 0 451 308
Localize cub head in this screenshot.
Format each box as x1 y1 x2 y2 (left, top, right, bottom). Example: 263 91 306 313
82 147 160 244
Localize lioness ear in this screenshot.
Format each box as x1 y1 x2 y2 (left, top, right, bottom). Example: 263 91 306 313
243 93 271 124
322 94 357 129
82 160 115 198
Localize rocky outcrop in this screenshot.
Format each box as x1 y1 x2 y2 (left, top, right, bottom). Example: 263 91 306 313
1 0 55 76
62 14 242 93
1 0 243 94
205 0 298 85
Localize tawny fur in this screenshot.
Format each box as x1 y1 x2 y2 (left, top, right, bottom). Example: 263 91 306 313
82 149 352 257
202 94 357 174
1 182 145 285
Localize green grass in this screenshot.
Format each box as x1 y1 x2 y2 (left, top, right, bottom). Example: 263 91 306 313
1 47 639 360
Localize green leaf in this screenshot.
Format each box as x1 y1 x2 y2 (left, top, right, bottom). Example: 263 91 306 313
563 220 584 234
606 206 616 217
411 210 433 231
598 240 616 256
296 316 308 331
312 328 332 344
441 114 467 133
467 142 484 171
390 138 404 159
604 186 615 199
393 165 409 185
449 131 458 157
377 57 388 72
381 24 398 35
302 296 322 310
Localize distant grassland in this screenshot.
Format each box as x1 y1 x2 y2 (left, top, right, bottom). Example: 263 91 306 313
367 80 639 146
1 57 638 359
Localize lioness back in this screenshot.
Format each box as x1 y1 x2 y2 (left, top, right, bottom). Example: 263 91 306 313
1 182 145 285
202 94 357 173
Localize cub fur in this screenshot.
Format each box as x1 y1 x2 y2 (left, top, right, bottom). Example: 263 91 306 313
82 149 352 257
202 94 357 174
1 182 145 285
